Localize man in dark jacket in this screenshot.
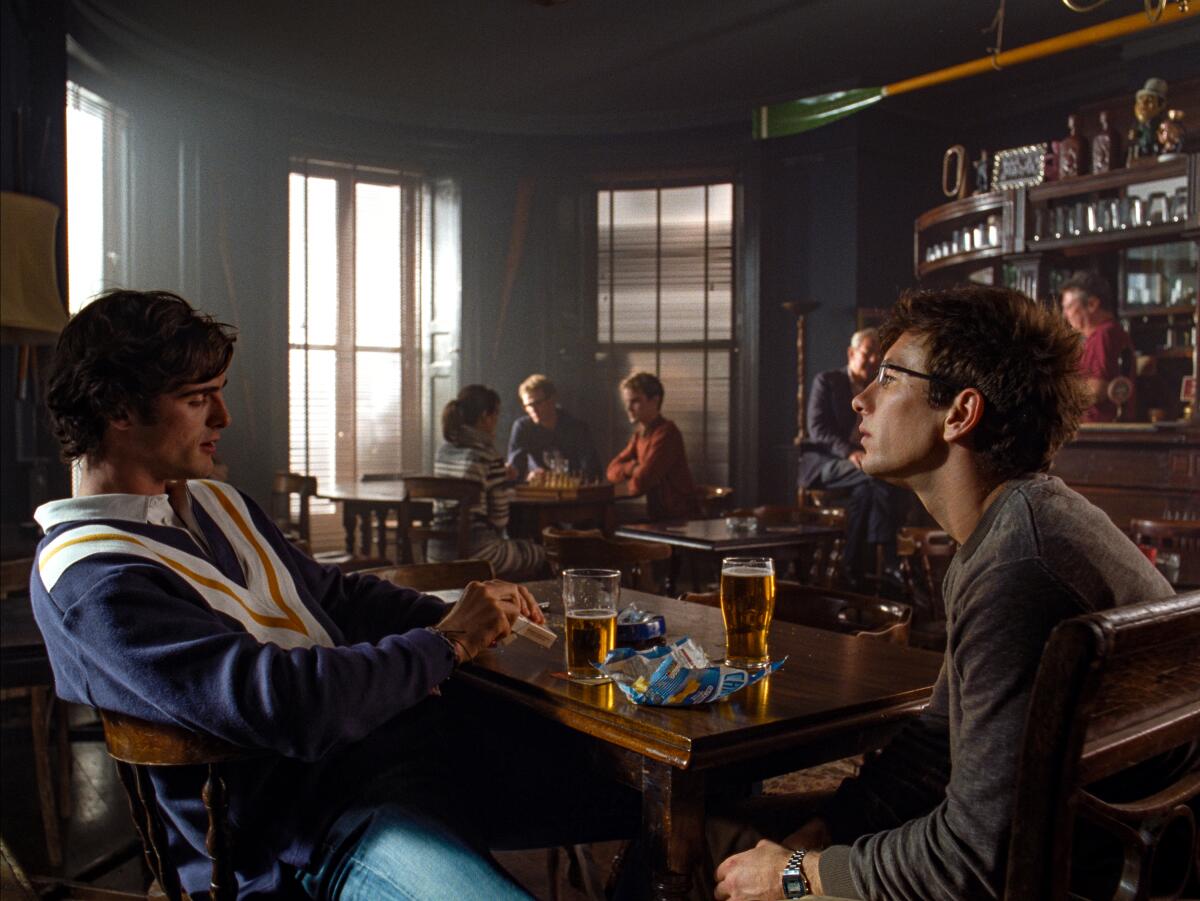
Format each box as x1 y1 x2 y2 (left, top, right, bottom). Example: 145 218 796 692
797 328 905 584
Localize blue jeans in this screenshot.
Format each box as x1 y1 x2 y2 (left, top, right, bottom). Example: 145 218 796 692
297 801 532 900
811 459 904 575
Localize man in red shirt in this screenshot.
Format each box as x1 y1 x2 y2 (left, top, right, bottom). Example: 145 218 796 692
1060 271 1134 422
606 372 701 520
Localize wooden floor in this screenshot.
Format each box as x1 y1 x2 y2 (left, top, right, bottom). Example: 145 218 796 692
0 698 616 899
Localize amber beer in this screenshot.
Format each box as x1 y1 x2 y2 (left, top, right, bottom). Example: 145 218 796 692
565 609 617 680
720 558 776 669
562 568 620 683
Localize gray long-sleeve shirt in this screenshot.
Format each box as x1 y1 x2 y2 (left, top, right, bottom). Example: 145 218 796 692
818 474 1174 900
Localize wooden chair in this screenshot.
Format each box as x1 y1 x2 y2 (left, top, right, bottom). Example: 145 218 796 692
1004 590 1200 900
896 527 956 615
542 527 671 593
1130 518 1200 589
401 477 481 563
729 505 847 587
271 472 392 570
682 581 911 644
99 709 257 901
358 559 494 592
1 565 72 870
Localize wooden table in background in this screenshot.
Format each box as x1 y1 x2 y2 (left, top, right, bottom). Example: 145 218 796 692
320 480 619 559
318 480 410 559
454 581 942 900
615 519 841 593
507 487 617 540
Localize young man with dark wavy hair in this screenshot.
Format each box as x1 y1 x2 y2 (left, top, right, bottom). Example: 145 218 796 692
30 290 635 899
711 285 1176 901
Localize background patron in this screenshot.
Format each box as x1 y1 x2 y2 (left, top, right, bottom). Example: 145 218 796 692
506 373 601 482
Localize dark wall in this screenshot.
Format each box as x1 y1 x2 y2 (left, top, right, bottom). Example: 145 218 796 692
5 8 1195 535
1 0 70 555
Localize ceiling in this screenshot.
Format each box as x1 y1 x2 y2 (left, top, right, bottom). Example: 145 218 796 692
72 0 1200 135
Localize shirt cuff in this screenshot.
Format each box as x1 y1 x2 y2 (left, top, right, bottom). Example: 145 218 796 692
817 845 862 899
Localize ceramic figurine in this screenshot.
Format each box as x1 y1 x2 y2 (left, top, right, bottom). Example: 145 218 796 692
1091 110 1120 173
1127 77 1167 163
1157 109 1185 155
1058 114 1087 178
973 150 991 194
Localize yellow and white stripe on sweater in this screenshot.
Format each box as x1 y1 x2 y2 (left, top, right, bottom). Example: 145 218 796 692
37 480 333 650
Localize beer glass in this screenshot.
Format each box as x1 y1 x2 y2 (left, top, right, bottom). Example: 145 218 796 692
720 557 776 670
562 568 619 682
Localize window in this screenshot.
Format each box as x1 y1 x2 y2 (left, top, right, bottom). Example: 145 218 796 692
289 160 460 547
597 183 733 486
66 81 129 312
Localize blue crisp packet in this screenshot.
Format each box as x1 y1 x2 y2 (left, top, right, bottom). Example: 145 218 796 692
599 637 785 706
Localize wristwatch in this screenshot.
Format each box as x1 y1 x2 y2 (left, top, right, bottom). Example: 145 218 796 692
781 848 811 898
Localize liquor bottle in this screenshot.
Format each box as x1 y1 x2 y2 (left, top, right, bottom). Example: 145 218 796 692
1059 114 1087 178
1091 110 1120 173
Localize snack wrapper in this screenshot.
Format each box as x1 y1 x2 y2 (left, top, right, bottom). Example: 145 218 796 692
598 637 784 706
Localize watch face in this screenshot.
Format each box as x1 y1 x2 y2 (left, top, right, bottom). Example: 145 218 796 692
782 872 809 898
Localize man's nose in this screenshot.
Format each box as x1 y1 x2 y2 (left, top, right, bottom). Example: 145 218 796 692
852 384 872 413
210 393 232 428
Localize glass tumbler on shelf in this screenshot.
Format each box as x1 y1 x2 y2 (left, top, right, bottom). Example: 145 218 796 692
1147 192 1169 226
1170 187 1188 222
720 557 776 670
562 568 619 683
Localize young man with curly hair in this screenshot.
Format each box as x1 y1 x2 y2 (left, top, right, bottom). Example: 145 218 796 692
31 290 631 899
710 285 1175 901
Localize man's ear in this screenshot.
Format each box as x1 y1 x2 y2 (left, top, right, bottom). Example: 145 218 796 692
108 408 134 432
942 388 985 444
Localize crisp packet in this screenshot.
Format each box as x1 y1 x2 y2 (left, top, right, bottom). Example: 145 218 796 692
598 637 784 706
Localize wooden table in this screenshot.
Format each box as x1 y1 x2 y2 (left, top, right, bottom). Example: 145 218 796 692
454 581 942 900
615 519 842 593
507 489 617 540
320 480 619 559
318 480 411 559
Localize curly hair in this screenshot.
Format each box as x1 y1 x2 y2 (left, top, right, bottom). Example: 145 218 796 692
47 290 237 461
442 384 501 443
878 285 1088 481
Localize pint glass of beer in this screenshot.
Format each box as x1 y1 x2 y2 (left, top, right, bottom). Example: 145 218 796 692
562 568 620 682
720 557 776 669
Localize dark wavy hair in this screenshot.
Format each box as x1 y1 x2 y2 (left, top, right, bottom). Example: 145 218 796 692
47 290 237 461
441 384 500 443
879 285 1088 481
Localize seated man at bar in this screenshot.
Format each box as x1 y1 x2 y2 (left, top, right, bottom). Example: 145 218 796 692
30 290 629 899
797 327 906 587
1060 270 1134 423
606 371 700 520
506 373 601 481
711 285 1176 901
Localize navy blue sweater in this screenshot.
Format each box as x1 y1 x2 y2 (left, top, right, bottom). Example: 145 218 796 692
31 486 454 897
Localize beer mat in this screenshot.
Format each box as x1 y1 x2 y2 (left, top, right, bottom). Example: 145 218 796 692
597 637 785 706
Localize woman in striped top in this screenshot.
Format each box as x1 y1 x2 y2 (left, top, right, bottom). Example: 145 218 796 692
431 385 547 580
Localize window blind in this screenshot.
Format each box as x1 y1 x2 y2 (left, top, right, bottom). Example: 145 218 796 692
597 183 734 487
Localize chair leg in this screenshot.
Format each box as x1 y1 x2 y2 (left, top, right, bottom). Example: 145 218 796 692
55 699 72 819
29 686 63 869
569 844 605 901
545 847 564 901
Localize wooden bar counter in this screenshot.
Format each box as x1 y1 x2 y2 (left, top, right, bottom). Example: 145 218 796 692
1050 425 1200 526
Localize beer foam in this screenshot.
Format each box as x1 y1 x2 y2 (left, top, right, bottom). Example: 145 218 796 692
722 567 771 578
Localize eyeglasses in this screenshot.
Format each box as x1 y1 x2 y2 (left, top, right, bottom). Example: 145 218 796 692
875 361 961 390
